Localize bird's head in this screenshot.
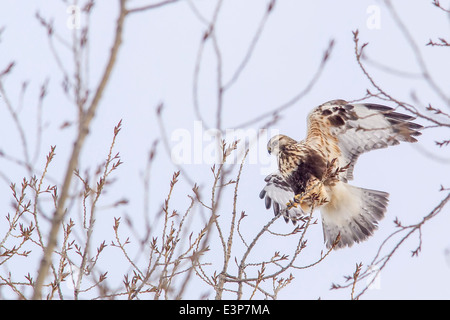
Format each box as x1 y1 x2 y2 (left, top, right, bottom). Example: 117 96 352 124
267 134 297 156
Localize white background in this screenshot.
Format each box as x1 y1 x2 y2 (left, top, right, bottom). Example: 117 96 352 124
0 0 449 299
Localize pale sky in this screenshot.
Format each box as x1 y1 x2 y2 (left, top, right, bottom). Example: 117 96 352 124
0 0 449 299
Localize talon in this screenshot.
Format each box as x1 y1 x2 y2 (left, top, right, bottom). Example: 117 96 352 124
294 194 303 203
287 200 298 209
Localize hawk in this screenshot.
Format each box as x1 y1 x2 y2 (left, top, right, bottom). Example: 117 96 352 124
259 99 422 249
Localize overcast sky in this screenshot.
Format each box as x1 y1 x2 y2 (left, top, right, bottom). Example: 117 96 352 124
1 0 450 299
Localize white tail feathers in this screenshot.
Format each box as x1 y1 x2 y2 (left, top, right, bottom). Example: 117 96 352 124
321 182 389 249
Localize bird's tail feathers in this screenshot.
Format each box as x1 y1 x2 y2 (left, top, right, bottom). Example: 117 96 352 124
321 183 389 249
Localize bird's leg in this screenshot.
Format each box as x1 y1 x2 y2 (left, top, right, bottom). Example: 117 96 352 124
294 194 303 203
287 194 303 209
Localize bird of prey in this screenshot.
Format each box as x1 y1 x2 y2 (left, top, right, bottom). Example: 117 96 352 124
259 99 422 249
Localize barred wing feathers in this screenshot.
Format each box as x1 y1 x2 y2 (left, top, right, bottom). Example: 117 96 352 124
306 100 422 181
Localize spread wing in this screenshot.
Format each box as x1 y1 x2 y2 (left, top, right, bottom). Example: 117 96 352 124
259 171 305 223
306 99 422 181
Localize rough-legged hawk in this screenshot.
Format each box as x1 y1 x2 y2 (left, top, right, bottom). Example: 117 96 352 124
259 99 422 249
